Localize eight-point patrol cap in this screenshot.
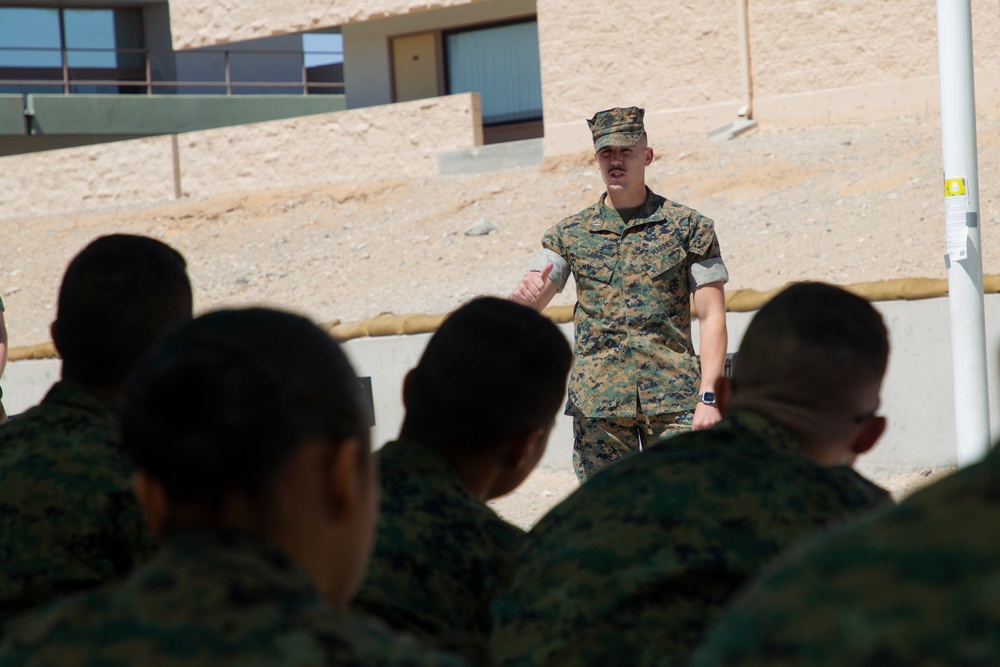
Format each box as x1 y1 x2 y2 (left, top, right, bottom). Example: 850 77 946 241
587 106 645 151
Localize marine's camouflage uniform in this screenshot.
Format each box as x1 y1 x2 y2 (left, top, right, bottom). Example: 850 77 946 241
0 531 472 667
533 188 728 480
490 409 891 667
353 439 523 663
692 440 1000 666
0 381 156 626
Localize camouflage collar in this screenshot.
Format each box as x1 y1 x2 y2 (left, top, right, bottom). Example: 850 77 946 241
43 380 117 414
380 438 473 498
721 408 803 457
159 530 317 599
591 189 668 234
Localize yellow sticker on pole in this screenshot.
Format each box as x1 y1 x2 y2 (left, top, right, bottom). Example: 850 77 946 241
944 176 969 260
945 177 967 197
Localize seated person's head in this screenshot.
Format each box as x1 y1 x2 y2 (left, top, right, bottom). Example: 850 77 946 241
401 297 572 500
725 282 890 466
120 308 374 608
52 234 193 392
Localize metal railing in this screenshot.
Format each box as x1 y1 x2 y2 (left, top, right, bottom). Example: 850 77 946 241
0 46 345 96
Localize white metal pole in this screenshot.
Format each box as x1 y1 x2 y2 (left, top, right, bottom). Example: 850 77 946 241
936 0 991 466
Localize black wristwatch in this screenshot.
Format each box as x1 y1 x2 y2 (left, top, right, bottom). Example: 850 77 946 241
697 391 716 406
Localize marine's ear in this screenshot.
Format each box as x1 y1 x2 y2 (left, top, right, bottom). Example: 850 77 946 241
323 436 366 520
714 376 734 415
851 415 887 459
132 471 169 541
401 369 415 410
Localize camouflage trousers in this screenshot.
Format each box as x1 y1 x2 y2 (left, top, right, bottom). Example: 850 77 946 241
572 410 693 483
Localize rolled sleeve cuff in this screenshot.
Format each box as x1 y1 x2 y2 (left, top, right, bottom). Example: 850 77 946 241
690 257 729 289
530 249 570 292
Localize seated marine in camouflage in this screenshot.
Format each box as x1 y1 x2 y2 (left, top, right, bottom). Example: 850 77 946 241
491 282 894 667
692 424 1000 664
0 308 471 667
0 235 192 626
353 297 572 662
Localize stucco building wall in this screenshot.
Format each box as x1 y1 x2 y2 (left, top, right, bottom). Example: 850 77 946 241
538 0 1000 154
168 0 490 50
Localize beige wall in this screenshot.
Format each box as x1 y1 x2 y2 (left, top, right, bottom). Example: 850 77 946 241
0 94 482 219
538 0 1000 155
168 0 490 49
0 137 176 219
178 93 482 199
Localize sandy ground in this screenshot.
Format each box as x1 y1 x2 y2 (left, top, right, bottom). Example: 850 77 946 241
4 112 1000 345
1 111 994 521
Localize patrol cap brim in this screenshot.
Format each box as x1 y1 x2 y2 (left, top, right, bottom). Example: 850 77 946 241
593 130 645 151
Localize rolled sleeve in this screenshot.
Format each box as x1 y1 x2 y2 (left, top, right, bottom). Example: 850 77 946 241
530 249 570 292
690 257 729 289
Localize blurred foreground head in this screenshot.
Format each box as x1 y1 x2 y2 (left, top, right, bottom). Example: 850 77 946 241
729 282 890 465
402 296 572 498
121 307 375 607
53 234 193 390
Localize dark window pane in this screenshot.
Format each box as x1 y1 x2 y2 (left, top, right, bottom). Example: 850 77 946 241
446 21 542 126
0 8 61 67
64 9 118 68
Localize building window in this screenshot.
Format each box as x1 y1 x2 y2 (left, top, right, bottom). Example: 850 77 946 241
444 19 542 127
0 6 144 94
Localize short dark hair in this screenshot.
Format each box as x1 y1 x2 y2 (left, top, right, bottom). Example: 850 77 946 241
401 297 572 453
733 282 889 412
54 234 192 387
120 308 369 509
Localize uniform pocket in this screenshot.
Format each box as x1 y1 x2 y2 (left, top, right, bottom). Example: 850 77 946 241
643 243 686 282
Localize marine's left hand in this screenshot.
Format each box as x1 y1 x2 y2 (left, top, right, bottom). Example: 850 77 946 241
692 402 722 431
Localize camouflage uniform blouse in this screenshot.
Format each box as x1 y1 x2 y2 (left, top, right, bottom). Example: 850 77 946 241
353 439 523 662
532 189 728 418
490 409 890 667
0 531 472 667
692 445 998 666
0 381 156 626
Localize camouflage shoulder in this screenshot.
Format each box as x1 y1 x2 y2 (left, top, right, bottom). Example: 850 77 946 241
826 466 893 509
556 200 603 231
328 612 474 667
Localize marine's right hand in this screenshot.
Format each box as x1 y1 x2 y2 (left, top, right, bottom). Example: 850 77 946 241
509 263 554 308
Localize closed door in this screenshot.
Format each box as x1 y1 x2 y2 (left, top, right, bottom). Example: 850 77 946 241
392 32 439 102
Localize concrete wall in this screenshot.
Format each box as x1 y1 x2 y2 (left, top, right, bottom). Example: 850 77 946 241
341 0 535 109
176 92 481 200
0 135 177 217
8 295 999 474
168 0 492 50
0 93 482 219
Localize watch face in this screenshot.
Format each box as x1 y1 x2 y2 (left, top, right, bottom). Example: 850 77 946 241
700 391 716 405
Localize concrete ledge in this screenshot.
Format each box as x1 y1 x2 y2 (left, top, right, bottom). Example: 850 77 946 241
7 295 1000 474
0 95 25 135
438 138 543 175
25 94 347 135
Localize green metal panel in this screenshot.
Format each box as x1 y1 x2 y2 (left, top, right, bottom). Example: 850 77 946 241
0 95 26 136
24 94 347 135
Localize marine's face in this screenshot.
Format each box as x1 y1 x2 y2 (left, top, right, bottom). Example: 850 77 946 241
595 137 653 195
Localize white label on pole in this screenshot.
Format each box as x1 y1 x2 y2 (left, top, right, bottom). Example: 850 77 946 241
944 177 969 260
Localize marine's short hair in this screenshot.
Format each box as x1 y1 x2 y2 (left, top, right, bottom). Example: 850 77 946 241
54 234 192 387
402 297 572 453
120 308 369 508
733 282 889 413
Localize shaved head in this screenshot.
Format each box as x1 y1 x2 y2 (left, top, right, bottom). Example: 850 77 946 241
731 283 889 445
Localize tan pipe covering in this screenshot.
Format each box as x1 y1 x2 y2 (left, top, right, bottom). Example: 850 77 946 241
8 277 999 359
